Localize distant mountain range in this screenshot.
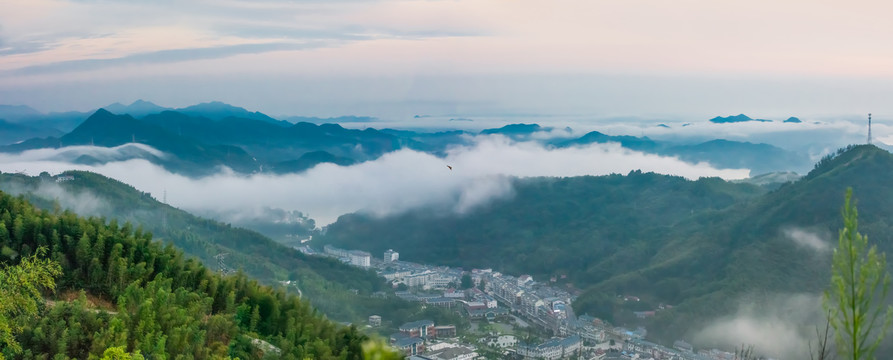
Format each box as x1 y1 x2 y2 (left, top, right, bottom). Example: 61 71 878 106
709 114 803 124
709 114 772 123
283 115 377 124
103 99 170 117
0 101 814 176
0 118 63 145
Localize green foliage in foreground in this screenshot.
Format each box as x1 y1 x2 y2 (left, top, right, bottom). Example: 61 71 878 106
99 347 145 360
0 248 62 359
825 189 893 360
0 191 367 359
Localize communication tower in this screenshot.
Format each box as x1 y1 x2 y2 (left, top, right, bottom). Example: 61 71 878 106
868 113 873 144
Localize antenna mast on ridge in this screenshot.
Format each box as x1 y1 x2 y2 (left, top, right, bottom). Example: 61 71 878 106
868 113 873 145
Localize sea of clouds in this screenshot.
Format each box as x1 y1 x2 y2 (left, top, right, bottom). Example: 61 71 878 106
0 136 748 225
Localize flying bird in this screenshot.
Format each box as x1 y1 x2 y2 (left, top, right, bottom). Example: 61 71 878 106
447 165 453 170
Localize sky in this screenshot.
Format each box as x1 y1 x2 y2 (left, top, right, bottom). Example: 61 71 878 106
2 0 893 120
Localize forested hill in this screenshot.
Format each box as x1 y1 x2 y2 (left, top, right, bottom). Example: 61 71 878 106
321 172 767 281
319 144 893 344
0 190 368 359
0 170 385 296
0 171 463 331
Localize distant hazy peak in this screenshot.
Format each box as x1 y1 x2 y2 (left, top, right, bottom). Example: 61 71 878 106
130 99 158 106
91 108 114 117
0 104 44 121
175 101 287 125
480 123 546 135
104 100 170 117
709 114 772 123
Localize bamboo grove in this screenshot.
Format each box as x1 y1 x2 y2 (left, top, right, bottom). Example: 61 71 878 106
0 190 368 359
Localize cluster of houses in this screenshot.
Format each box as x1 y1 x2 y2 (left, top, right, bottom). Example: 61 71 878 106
388 320 472 360
481 270 575 335
384 266 463 290
323 245 373 268
314 244 765 360
605 338 753 360
516 335 582 360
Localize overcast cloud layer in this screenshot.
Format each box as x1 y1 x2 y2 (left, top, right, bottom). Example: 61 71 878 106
3 1 893 118
0 138 748 225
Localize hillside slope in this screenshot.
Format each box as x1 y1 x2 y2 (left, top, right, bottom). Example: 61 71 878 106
320 172 767 286
0 171 457 327
0 190 367 359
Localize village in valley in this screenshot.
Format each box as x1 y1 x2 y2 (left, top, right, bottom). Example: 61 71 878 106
297 244 756 360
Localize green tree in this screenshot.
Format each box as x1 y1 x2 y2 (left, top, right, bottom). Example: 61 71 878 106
0 247 62 358
100 346 146 360
824 189 893 360
361 338 404 360
460 274 473 290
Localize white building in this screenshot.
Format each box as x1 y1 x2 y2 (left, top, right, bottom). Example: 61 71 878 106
384 249 399 262
369 315 381 327
487 335 518 348
483 297 498 309
517 335 581 360
430 275 455 289
405 271 435 288
426 346 477 360
382 269 412 281
324 245 348 257
348 250 371 268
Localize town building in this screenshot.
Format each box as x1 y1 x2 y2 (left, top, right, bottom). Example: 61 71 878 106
381 269 412 281
399 320 436 338
348 250 371 268
485 335 518 348
517 335 581 360
443 289 466 299
323 245 348 258
404 271 435 288
430 274 456 289
424 297 456 308
369 315 381 327
433 325 457 338
392 334 426 356
384 249 399 262
625 338 687 360
425 346 477 360
674 340 693 353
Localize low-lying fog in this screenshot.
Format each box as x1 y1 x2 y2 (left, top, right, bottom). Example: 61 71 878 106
0 136 748 226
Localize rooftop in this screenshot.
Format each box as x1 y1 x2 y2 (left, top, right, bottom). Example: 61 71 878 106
394 336 425 347
428 346 475 359
399 319 435 330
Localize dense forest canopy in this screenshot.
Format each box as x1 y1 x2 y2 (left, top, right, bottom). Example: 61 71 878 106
0 190 371 359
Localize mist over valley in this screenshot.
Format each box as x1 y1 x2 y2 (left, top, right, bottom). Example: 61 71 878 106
3 1 893 358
